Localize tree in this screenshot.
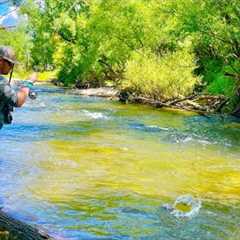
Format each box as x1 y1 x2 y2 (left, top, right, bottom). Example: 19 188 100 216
0 23 32 69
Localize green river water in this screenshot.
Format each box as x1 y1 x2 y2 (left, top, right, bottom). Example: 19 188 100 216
0 85 240 240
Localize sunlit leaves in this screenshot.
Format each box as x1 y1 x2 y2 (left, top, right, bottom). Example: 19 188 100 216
0 24 32 68
123 43 200 101
12 0 240 108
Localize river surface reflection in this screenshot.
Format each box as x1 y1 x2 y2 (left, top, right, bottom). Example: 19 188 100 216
0 85 240 239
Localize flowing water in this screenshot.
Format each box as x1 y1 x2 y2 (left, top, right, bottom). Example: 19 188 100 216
0 85 240 240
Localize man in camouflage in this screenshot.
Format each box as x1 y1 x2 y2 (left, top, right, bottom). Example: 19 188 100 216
0 46 34 129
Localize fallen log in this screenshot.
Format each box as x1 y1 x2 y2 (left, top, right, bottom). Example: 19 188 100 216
128 94 227 114
0 210 55 240
216 98 230 113
166 94 197 105
130 96 208 114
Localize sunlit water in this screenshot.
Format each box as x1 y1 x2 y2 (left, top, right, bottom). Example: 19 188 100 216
0 85 240 240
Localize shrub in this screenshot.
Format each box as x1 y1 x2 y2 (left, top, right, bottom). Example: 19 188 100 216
206 73 236 97
122 45 200 101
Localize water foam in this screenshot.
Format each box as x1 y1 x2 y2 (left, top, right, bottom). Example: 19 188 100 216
162 195 202 219
82 110 109 120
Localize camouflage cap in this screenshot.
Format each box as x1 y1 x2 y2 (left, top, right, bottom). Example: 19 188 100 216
0 46 18 64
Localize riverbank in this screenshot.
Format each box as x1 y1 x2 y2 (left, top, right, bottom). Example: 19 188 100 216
15 78 235 116
66 86 230 116
12 69 236 116
0 210 55 240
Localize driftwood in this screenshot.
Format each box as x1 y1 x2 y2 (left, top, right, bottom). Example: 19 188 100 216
0 210 55 240
127 94 228 114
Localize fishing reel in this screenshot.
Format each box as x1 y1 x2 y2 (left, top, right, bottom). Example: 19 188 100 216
20 80 38 100
28 90 37 100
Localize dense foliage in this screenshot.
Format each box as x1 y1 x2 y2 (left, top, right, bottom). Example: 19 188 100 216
0 24 32 69
1 0 240 110
123 43 200 100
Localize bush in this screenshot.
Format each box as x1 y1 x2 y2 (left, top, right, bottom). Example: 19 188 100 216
122 46 200 101
205 71 238 112
206 73 236 97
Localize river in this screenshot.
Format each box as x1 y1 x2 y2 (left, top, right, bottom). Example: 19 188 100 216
0 85 240 240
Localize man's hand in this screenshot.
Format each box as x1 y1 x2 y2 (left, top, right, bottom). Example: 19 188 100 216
16 87 30 107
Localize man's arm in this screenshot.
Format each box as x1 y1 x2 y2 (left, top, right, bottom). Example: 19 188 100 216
3 73 37 107
16 87 30 107
3 82 30 107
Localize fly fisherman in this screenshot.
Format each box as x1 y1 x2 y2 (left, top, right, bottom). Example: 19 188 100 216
0 46 36 129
